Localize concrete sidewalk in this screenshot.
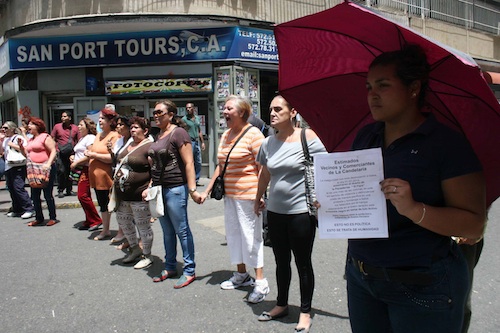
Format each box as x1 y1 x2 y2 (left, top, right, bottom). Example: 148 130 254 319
0 180 83 213
0 178 210 212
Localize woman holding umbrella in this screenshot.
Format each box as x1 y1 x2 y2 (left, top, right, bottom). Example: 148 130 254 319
346 45 486 332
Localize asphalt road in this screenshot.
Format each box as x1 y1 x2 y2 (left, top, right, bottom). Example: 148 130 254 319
0 195 499 332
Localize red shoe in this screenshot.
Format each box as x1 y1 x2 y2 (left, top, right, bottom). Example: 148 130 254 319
46 220 57 226
173 274 196 289
153 270 178 283
28 220 42 227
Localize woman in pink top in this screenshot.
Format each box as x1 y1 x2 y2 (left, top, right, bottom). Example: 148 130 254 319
21 117 58 226
201 95 268 304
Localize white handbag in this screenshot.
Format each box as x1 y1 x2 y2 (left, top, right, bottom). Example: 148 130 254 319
145 185 164 218
6 136 27 166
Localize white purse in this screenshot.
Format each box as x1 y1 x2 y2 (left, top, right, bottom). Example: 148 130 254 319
145 185 164 218
6 136 27 166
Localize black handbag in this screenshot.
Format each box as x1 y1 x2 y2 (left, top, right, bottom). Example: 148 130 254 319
58 127 74 156
210 125 253 200
211 176 225 200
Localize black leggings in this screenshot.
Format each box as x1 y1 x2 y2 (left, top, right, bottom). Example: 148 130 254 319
268 211 316 313
94 189 110 213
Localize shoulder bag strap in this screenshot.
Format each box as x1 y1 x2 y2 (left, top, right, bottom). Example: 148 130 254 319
113 138 151 179
300 128 311 162
67 126 73 145
220 125 254 178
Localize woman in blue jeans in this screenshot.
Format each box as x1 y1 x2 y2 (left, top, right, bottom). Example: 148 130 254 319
22 117 58 226
146 99 202 289
347 44 486 332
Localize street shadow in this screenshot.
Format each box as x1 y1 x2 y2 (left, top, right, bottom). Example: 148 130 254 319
246 300 350 322
73 221 87 229
195 269 244 286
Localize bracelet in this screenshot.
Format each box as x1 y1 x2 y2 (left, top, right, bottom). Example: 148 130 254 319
415 203 426 224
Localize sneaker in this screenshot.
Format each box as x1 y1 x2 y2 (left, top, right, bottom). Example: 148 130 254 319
7 212 22 217
57 192 65 198
247 278 270 304
220 272 255 290
21 212 35 219
134 255 153 269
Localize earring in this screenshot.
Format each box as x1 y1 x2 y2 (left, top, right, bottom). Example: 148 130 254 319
412 93 417 97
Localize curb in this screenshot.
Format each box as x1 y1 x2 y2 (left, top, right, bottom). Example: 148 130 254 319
0 201 98 212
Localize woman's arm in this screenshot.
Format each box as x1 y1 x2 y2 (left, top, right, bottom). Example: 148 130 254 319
254 165 270 215
44 135 58 168
200 165 221 203
381 172 486 239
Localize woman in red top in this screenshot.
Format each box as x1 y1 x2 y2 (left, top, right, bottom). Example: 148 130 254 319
21 117 58 226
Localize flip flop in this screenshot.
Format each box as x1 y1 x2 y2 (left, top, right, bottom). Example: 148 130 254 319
93 233 111 241
153 270 178 283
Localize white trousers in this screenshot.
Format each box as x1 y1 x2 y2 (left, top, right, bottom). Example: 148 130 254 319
224 197 264 268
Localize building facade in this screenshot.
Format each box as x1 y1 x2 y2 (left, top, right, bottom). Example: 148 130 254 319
1 0 499 175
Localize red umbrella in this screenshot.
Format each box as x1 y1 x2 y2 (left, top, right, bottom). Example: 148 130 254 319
275 1 500 206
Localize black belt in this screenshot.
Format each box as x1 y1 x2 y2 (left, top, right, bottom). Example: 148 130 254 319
351 257 435 286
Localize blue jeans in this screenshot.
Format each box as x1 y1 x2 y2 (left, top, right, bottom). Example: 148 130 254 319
191 140 202 182
347 246 468 333
158 184 195 276
31 165 57 221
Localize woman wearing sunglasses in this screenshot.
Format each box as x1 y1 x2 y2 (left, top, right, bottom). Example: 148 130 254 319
1 121 34 219
146 100 201 289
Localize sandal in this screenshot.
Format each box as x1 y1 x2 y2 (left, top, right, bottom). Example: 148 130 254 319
46 220 57 226
258 306 289 321
153 270 178 283
93 233 111 241
27 220 42 227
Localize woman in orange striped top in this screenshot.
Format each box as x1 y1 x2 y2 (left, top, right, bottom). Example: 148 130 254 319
201 95 269 304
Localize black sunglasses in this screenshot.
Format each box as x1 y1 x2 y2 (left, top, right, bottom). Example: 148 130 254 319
153 110 168 117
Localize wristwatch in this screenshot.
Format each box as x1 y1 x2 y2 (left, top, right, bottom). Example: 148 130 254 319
189 188 197 194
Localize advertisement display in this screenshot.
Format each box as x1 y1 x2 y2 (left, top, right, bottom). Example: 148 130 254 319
105 77 213 95
7 27 278 71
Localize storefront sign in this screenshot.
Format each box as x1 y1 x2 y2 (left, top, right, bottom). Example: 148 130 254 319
106 77 213 95
7 27 278 70
0 42 9 79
